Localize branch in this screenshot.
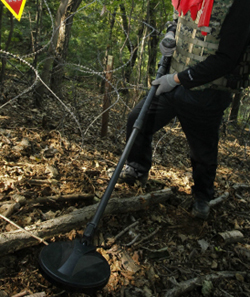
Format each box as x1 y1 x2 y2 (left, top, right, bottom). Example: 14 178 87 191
0 214 48 246
209 192 229 207
164 271 246 297
0 189 173 255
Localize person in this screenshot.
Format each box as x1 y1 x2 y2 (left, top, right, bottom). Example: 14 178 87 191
118 0 250 220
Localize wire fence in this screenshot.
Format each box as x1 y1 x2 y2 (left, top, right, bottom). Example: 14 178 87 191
0 0 249 160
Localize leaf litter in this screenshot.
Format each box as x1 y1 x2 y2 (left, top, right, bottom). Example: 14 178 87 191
0 91 250 297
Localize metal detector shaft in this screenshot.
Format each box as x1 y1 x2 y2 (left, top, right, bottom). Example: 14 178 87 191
83 56 171 243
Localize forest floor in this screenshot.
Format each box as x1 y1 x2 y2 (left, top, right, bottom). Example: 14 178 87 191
0 88 250 297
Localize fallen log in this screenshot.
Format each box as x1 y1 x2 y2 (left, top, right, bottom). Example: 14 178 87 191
25 193 94 205
0 193 94 217
9 192 94 205
0 188 173 255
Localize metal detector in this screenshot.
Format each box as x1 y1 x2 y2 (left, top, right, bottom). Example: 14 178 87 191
39 55 171 295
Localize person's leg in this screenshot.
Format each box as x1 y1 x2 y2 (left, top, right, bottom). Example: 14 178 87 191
175 87 232 218
181 119 220 219
119 90 177 185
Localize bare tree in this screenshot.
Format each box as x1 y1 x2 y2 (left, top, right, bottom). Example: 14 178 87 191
0 10 13 85
34 0 70 104
119 3 144 92
146 0 160 87
50 0 83 98
100 8 117 94
229 91 243 125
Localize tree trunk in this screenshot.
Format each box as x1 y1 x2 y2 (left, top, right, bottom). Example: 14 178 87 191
100 8 117 94
101 55 114 137
30 0 43 69
119 4 144 91
50 0 83 98
0 11 13 85
229 91 242 125
137 23 147 87
34 0 70 104
147 0 159 87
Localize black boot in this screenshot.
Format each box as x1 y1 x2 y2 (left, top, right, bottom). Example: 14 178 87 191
192 198 210 220
118 165 148 187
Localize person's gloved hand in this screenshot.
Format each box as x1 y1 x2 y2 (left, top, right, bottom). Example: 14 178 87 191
152 73 180 96
159 31 176 57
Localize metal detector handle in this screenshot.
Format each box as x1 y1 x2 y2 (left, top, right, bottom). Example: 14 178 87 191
82 56 171 244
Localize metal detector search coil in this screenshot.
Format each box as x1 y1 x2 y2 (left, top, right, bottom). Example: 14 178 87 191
39 240 110 295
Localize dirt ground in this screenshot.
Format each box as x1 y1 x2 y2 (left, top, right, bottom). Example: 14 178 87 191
0 90 250 297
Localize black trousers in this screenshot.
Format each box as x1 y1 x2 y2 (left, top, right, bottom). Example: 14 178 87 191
126 86 232 201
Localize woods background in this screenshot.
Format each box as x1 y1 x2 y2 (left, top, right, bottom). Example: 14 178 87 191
1 0 250 134
0 1 250 297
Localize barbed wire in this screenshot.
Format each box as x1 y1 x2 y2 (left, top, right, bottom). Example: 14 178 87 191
20 0 55 59
0 48 85 142
0 0 162 146
3 0 248 162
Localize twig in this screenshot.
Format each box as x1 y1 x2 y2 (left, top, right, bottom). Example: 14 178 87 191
133 226 161 247
165 225 185 229
11 291 30 297
6 59 27 79
22 179 55 185
0 132 12 145
235 193 244 199
0 214 48 245
114 221 139 241
179 207 193 217
123 234 141 247
219 287 234 297
25 293 46 297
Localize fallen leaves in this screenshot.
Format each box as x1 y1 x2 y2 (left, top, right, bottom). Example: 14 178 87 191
0 92 250 297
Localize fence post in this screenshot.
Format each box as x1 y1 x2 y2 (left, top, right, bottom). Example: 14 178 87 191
101 55 114 137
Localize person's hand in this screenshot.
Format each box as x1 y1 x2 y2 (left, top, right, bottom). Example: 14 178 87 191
159 31 176 57
152 73 180 96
